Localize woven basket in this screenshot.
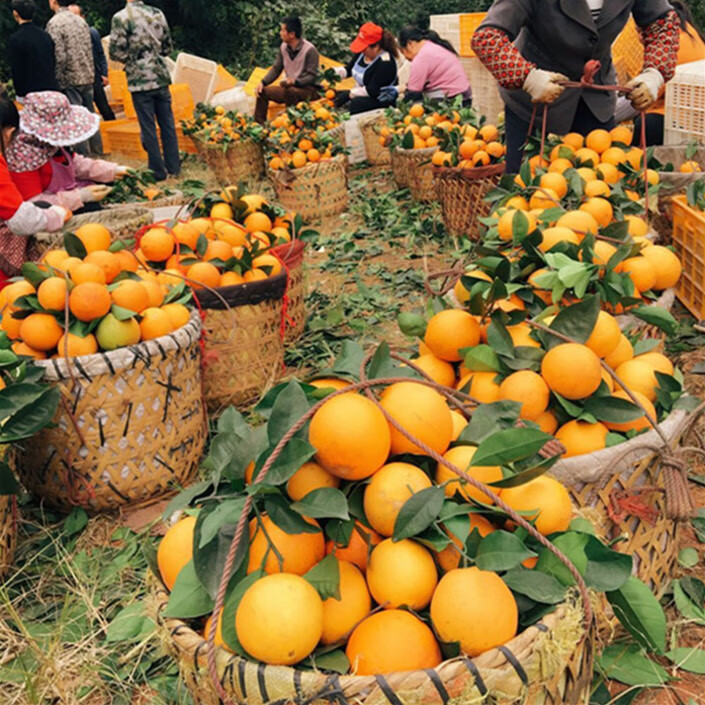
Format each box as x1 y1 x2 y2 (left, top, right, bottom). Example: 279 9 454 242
196 274 286 413
550 408 690 594
434 164 505 238
194 136 266 187
359 113 391 166
151 576 594 705
390 147 408 188
13 314 206 514
269 155 348 221
271 240 307 342
393 146 438 202
34 205 152 257
0 494 16 580
325 124 347 148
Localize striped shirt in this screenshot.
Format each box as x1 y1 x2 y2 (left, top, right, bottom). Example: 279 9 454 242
586 0 604 21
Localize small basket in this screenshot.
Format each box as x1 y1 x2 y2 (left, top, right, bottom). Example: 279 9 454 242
195 274 286 413
434 163 505 238
193 136 266 187
672 195 705 320
269 155 348 221
359 113 391 166
390 146 408 188
0 494 17 580
393 146 438 202
13 314 206 514
271 240 307 342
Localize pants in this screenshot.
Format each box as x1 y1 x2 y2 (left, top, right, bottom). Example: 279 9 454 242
254 84 318 124
94 76 115 122
349 96 396 115
64 84 103 157
633 113 664 147
504 98 616 173
131 85 181 180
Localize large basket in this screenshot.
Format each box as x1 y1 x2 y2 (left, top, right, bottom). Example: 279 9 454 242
359 113 391 166
393 146 438 202
325 124 347 148
193 136 266 187
0 494 16 580
271 240 307 342
269 155 348 221
550 408 690 594
151 575 594 705
196 274 286 413
390 147 408 188
34 205 152 258
434 163 505 238
13 314 206 514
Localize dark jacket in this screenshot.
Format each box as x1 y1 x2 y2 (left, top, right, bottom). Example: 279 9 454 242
7 22 59 97
89 26 109 79
344 53 398 100
478 0 673 132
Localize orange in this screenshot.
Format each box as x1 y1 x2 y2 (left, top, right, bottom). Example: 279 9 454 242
56 332 98 357
574 147 601 166
247 514 325 575
84 250 121 283
497 209 536 241
615 360 660 402
499 370 550 421
600 146 627 167
363 462 432 537
366 538 438 610
157 515 197 591
203 239 235 263
549 143 575 161
424 309 481 362
309 393 391 480
605 390 656 433
244 212 273 234
140 227 175 262
19 313 63 351
641 246 682 290
604 335 634 369
563 132 585 150
172 221 200 250
501 475 573 533
114 249 140 273
74 223 111 253
576 167 597 182
11 341 46 360
215 222 248 248
410 353 456 387
434 514 495 572
456 371 501 403
556 210 600 236
584 180 611 198
505 195 529 211
590 240 618 267
535 410 559 435
3 280 35 310
529 187 559 210
555 420 609 458
37 277 68 312
548 158 574 174
621 257 657 293
634 351 674 376
430 567 518 656
186 262 221 290
286 461 340 502
380 382 453 456
539 172 568 199
585 311 621 358
681 161 704 173
479 124 499 142
596 162 620 184
321 560 371 645
436 445 502 503
539 226 580 252
69 282 112 322
307 377 350 392
580 198 613 228
111 280 150 313
541 343 602 400
140 307 173 340
220 271 245 287
42 249 69 269
252 254 282 277
326 521 381 573
161 303 191 330
141 279 165 308
450 410 468 440
346 609 441 675
236 573 323 665
626 147 644 170
70 262 106 285
623 215 649 238
610 125 634 145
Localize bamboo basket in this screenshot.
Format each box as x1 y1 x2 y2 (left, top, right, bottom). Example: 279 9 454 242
151 575 594 705
269 155 348 221
550 408 690 594
393 146 438 202
196 273 286 413
271 240 307 342
13 313 206 514
0 494 16 580
434 163 505 238
359 113 391 166
390 147 408 188
193 136 266 187
325 124 347 148
34 205 152 257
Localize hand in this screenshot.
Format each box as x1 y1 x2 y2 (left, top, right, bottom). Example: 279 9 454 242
333 66 347 79
102 75 109 86
333 90 350 108
115 165 132 178
80 184 112 202
50 205 71 223
523 68 569 103
280 78 291 87
626 68 664 111
256 82 264 96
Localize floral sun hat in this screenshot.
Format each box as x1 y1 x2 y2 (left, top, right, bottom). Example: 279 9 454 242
19 91 100 147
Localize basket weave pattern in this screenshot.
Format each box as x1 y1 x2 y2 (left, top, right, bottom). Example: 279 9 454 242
394 146 438 202
271 240 307 343
0 495 16 579
14 314 206 513
360 114 391 166
194 137 266 187
269 155 348 221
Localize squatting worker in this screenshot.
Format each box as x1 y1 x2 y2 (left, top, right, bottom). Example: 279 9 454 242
398 26 471 105
254 16 320 124
471 0 681 173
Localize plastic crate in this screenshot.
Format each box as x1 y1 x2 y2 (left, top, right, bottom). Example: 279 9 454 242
103 119 197 158
100 117 134 154
169 83 196 121
429 14 461 55
463 57 504 122
665 59 705 145
612 17 643 84
459 13 487 57
671 194 705 319
214 65 237 94
173 53 218 104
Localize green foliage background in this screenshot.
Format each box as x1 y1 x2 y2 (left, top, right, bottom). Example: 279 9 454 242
1 0 704 84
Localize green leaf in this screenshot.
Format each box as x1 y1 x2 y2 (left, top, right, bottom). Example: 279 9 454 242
255 438 317 486
20 262 51 288
502 566 566 604
475 531 535 572
306 649 350 674
607 576 667 653
267 380 311 447
543 296 600 348
674 578 705 624
583 395 644 424
111 304 138 320
472 428 553 467
631 306 677 335
264 495 321 534
199 498 247 548
0 387 60 443
291 488 350 521
457 401 521 445
583 535 633 591
679 547 699 568
0 461 20 495
666 647 705 674
393 486 445 540
398 312 427 338
63 507 88 537
162 481 211 519
597 644 669 687
488 458 555 489
460 345 501 373
487 317 514 358
105 603 155 643
163 560 214 618
64 232 87 259
304 554 341 600
535 532 589 586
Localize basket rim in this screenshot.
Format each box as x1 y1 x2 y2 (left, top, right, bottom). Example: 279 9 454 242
268 152 348 178
65 205 152 228
433 162 506 180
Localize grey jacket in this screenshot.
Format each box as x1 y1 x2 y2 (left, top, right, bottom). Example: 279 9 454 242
479 0 674 132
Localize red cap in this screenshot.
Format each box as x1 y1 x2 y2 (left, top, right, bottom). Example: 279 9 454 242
350 22 384 53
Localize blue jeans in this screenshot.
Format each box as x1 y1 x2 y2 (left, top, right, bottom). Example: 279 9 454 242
131 86 180 180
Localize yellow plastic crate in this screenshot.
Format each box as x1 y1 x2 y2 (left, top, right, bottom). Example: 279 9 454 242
672 194 705 319
214 65 238 94
612 17 644 84
459 13 487 57
103 119 197 159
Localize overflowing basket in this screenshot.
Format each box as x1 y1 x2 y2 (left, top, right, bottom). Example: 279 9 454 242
359 112 391 166
392 146 438 202
193 136 266 188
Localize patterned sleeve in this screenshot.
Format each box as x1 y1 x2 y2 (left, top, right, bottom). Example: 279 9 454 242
471 27 535 90
109 15 129 63
639 10 680 81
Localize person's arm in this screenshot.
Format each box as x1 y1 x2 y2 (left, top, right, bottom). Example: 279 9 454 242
261 49 284 86
92 28 109 77
109 14 129 63
46 21 69 87
7 36 24 93
356 59 397 99
471 27 535 90
293 46 319 87
10 168 85 212
406 51 431 93
0 164 63 235
72 154 119 183
159 12 173 56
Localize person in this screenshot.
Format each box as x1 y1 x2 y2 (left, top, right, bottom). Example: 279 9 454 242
69 4 116 122
254 17 320 124
471 0 681 173
333 22 400 114
46 0 102 157
7 0 59 100
5 92 127 215
109 0 180 181
0 96 68 284
398 26 471 104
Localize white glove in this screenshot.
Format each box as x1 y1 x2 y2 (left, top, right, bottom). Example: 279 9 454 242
626 68 664 111
50 205 71 223
523 68 569 103
350 85 368 99
333 66 347 79
80 184 112 203
115 165 131 177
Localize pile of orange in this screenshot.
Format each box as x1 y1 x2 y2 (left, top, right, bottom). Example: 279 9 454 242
0 223 192 359
181 103 265 146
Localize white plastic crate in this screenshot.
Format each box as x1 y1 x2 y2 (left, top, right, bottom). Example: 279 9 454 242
173 53 218 105
462 57 504 123
429 14 462 54
665 59 705 145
